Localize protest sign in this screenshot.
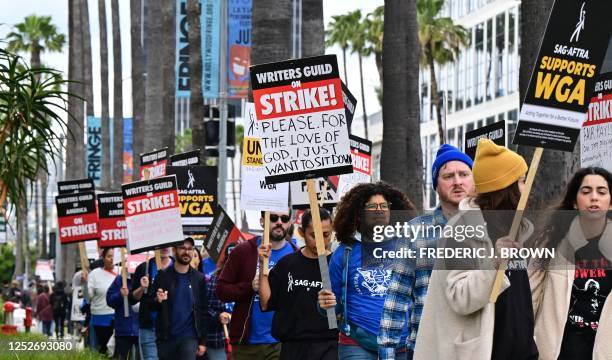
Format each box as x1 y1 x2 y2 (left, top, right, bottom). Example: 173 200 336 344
35 260 54 281
290 177 339 209
97 193 128 248
166 165 218 234
581 71 612 171
55 191 99 244
57 178 95 195
464 120 505 159
127 254 147 274
122 175 184 253
240 102 289 212
71 285 86 321
85 240 99 259
250 54 353 184
338 135 373 198
341 81 357 131
169 150 201 166
205 206 244 266
513 0 611 151
140 148 168 180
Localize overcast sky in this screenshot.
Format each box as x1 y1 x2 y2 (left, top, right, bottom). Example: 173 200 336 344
0 0 383 119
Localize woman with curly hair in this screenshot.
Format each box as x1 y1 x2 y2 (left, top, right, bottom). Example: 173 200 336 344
318 181 415 359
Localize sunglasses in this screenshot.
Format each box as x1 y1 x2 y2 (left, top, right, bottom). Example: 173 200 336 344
270 214 291 223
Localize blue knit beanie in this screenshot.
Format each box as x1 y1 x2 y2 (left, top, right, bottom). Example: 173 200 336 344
431 144 473 190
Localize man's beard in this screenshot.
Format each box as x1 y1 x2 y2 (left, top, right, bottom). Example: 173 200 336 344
176 254 192 265
270 225 287 242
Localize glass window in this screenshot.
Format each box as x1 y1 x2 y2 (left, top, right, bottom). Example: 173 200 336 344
495 13 505 98
458 126 464 151
420 74 430 123
475 23 485 105
466 28 475 108
447 64 454 113
485 18 493 101
448 128 456 147
477 119 483 128
467 122 475 132
507 109 518 151
486 116 495 125
456 52 465 111
508 9 517 94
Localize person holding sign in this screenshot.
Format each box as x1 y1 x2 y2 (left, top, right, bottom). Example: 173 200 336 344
106 273 139 359
530 167 612 359
216 210 297 359
150 238 208 359
379 144 475 359
257 208 339 360
318 182 415 359
413 139 537 360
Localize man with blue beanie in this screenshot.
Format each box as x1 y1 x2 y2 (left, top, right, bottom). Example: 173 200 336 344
378 144 475 359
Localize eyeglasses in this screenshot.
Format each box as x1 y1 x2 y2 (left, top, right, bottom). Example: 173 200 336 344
270 214 291 223
364 202 391 211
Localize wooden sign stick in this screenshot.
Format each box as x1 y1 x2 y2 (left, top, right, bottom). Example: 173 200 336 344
306 179 338 329
144 252 150 294
78 241 90 301
142 169 164 271
489 147 543 303
121 247 129 317
262 211 270 275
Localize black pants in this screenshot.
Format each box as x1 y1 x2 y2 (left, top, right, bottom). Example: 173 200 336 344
280 339 338 360
157 337 199 360
94 325 115 354
114 335 139 360
53 313 65 338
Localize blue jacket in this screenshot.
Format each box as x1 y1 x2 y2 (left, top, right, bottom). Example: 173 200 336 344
106 275 139 337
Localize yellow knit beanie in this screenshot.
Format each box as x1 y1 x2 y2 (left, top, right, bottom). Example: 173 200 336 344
473 139 528 194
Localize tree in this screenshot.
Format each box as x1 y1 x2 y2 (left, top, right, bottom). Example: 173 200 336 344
144 0 165 153
517 0 577 210
6 15 66 259
345 10 369 139
301 0 324 57
417 0 469 145
251 0 292 65
130 0 145 179
364 6 384 87
380 0 423 210
326 15 351 85
82 0 94 118
111 0 123 187
161 0 177 155
99 0 111 189
187 0 205 157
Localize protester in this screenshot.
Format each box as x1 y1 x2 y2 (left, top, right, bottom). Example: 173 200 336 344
318 182 415 359
258 208 339 360
8 280 23 304
378 144 475 358
204 272 231 360
86 248 118 355
531 167 612 359
151 237 208 360
216 210 297 359
50 281 69 339
130 247 173 360
107 273 140 360
413 139 537 359
35 285 53 337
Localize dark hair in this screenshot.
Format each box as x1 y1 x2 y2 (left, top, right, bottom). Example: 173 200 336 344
101 248 113 259
300 208 332 231
334 181 415 244
475 181 522 243
539 167 612 250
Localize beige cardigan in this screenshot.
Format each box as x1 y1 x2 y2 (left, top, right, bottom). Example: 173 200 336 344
414 199 532 360
530 217 612 360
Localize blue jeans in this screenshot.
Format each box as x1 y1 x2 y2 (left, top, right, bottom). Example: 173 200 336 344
205 347 227 360
139 327 159 360
338 344 409 360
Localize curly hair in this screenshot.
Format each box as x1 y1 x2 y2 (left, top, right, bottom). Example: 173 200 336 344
334 181 415 244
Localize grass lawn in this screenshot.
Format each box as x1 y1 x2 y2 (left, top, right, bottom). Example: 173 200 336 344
0 332 105 359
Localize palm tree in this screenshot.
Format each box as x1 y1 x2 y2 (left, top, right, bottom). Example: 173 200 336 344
130 0 145 179
82 0 94 118
326 15 351 85
302 0 324 57
251 0 292 65
99 0 111 189
111 0 123 188
364 6 384 87
417 0 469 145
161 0 176 155
6 15 66 260
345 10 369 139
187 0 205 157
144 0 164 152
380 0 423 210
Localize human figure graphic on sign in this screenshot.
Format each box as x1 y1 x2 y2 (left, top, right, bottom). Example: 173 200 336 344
287 272 293 292
187 169 195 189
570 2 586 43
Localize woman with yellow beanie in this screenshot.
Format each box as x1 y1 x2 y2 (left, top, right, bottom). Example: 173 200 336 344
413 139 538 360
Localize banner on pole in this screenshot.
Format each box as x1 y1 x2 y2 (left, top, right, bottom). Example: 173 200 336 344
166 165 218 234
338 135 372 198
97 193 128 248
55 191 99 244
140 148 168 180
203 0 221 97
464 120 506 160
513 0 611 151
205 206 244 265
35 260 54 281
228 0 251 98
169 150 201 166
122 175 184 253
581 71 612 171
250 55 353 184
86 116 102 186
123 118 134 183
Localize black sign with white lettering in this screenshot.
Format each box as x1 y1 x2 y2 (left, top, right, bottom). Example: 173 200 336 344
169 150 201 167
58 178 95 195
465 121 506 159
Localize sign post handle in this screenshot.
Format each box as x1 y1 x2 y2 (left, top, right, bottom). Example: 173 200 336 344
306 179 338 329
490 147 543 303
121 247 129 317
155 250 162 269
144 252 150 294
262 212 270 275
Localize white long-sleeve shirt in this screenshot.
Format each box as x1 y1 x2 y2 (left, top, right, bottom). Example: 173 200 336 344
87 267 117 315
